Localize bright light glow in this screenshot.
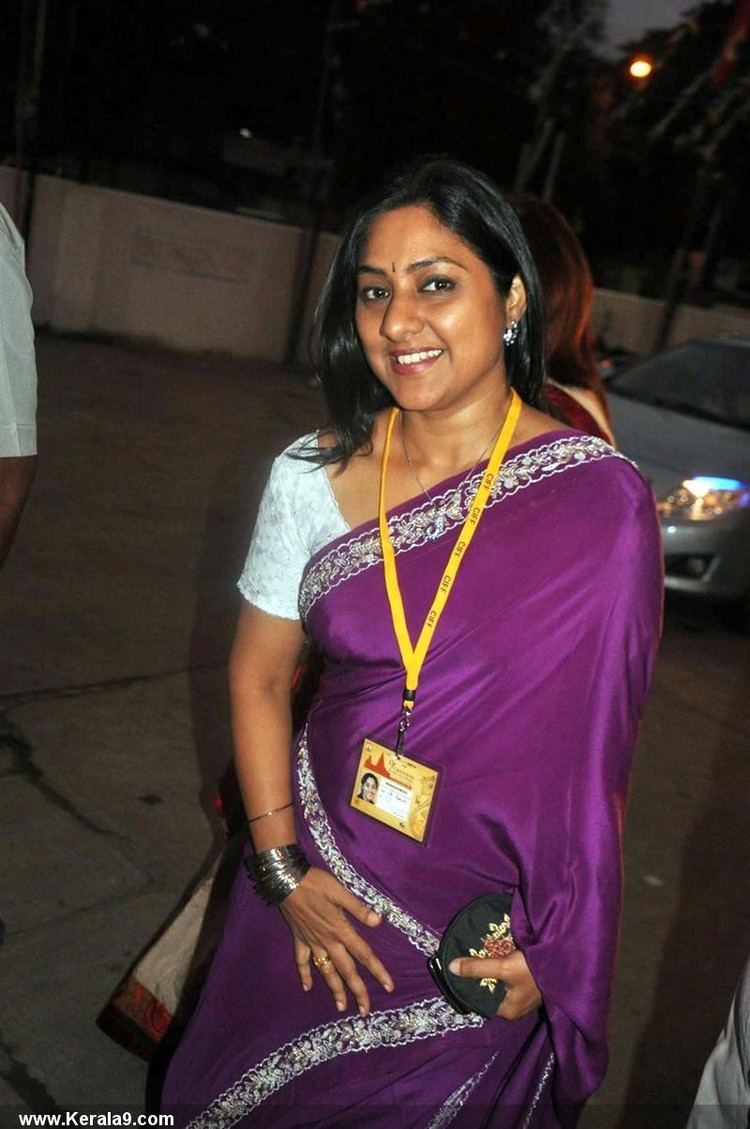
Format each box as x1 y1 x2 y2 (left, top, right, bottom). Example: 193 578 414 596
658 477 749 521
629 58 653 79
239 127 253 139
684 476 744 496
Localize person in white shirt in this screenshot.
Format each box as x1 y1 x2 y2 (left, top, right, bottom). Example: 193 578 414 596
687 958 750 1129
0 202 37 566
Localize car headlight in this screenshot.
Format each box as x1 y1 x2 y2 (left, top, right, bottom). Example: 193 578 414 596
657 477 750 521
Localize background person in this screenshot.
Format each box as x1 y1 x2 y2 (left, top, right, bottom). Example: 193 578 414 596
687 956 750 1129
161 158 662 1127
0 202 37 567
512 194 614 444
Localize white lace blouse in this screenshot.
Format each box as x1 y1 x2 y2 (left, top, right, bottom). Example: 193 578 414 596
237 434 350 619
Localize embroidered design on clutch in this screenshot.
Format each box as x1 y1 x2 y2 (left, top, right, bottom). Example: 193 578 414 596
469 915 516 993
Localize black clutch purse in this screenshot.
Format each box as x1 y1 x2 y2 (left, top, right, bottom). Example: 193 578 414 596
427 892 516 1017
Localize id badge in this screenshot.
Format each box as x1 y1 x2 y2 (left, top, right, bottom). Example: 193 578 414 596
350 738 439 843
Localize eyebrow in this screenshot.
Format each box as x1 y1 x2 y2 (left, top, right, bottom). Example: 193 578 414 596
356 256 467 276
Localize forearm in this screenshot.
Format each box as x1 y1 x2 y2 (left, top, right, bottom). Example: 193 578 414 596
228 602 307 850
230 672 299 853
227 608 391 1012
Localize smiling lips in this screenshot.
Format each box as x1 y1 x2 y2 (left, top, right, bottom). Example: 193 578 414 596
389 348 444 375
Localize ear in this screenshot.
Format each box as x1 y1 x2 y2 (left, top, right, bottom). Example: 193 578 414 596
505 275 527 325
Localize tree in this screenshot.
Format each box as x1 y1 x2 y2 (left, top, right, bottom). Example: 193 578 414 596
590 1 750 300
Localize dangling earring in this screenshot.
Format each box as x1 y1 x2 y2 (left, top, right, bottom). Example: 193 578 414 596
502 319 519 347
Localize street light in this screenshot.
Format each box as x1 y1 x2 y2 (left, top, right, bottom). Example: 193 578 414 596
628 56 653 80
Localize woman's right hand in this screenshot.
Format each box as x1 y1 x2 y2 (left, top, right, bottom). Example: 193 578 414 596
228 611 392 1014
280 866 394 1015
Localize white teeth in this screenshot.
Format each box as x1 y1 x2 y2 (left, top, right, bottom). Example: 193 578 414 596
394 349 443 365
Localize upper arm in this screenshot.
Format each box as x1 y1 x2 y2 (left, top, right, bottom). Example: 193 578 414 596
238 449 316 621
229 602 305 699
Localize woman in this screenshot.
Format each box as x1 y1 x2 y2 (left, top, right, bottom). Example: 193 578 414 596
162 158 662 1127
357 772 379 805
511 195 615 444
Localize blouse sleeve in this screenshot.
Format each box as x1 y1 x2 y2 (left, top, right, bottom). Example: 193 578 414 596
237 451 312 620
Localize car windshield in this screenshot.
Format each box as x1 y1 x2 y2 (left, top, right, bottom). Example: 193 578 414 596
610 343 750 430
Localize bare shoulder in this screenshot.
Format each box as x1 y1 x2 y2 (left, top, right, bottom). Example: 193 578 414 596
321 414 386 528
321 412 386 480
512 403 573 448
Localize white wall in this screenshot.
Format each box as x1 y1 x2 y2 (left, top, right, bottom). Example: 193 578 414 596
0 169 337 363
1 169 747 362
592 287 749 356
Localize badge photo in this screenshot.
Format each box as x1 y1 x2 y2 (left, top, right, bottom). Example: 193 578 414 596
350 738 440 844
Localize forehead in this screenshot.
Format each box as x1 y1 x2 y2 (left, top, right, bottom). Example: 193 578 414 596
360 204 475 269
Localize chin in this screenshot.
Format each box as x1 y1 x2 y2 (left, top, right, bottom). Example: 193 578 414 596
383 381 445 413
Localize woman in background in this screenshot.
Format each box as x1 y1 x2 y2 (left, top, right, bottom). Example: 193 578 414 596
512 195 615 444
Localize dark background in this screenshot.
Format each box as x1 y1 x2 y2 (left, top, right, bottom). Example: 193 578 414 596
2 0 749 299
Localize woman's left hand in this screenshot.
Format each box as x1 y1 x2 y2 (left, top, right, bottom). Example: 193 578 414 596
448 949 542 1020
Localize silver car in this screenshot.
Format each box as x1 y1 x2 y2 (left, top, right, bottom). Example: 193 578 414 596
606 338 750 626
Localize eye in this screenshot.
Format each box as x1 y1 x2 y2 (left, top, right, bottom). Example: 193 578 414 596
359 284 390 302
421 276 455 293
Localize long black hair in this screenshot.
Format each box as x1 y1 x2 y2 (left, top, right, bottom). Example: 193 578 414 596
309 156 546 465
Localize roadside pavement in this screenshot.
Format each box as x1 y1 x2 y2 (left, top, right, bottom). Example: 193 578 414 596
0 336 325 1123
0 336 748 1128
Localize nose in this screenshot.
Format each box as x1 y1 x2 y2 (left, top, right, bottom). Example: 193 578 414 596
379 289 424 342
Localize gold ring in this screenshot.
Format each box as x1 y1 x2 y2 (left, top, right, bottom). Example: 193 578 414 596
313 954 332 970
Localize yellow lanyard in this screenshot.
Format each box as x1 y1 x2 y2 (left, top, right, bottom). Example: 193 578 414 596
378 389 522 751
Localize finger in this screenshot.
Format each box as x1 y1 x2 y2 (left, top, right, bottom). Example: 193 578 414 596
313 952 348 1013
497 998 515 1020
345 938 394 993
307 908 394 993
497 979 542 1021
328 948 372 1016
498 992 530 1022
294 938 313 992
447 957 510 981
333 886 382 928
282 882 393 990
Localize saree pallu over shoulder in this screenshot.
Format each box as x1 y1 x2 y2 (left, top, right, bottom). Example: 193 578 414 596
299 432 629 620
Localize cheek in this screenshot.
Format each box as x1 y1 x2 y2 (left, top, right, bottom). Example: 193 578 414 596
355 308 380 355
435 293 504 352
472 297 506 352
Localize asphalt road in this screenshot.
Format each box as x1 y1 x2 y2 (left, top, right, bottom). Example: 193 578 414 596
0 337 747 1128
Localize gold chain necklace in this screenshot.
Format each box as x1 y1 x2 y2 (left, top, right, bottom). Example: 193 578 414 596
399 413 506 540
400 415 504 502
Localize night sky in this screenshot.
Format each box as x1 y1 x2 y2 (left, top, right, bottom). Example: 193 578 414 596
2 0 747 273
604 0 698 48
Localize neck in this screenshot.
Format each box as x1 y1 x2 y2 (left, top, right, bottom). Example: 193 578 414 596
399 386 512 472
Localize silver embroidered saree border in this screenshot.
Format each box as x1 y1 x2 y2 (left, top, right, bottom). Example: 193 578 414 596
185 996 484 1129
521 1051 556 1129
426 1052 500 1129
299 435 629 619
296 729 440 956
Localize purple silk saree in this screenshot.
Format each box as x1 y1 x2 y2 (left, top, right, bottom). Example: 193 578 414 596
162 430 663 1128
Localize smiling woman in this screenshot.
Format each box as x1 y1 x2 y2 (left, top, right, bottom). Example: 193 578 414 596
354 207 525 422
311 159 545 467
161 157 663 1128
